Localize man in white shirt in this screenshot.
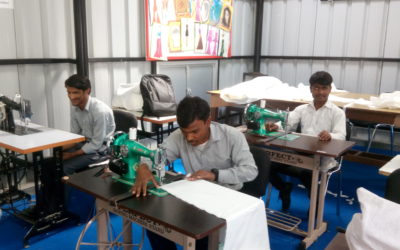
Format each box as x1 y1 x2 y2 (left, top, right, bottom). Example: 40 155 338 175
266 71 346 211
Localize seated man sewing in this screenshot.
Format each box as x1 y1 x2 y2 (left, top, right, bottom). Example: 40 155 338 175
133 96 258 250
266 71 346 211
62 74 115 175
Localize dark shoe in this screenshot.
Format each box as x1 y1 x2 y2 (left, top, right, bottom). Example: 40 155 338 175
279 183 293 212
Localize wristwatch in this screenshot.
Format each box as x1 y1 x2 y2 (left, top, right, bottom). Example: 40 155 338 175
211 168 219 182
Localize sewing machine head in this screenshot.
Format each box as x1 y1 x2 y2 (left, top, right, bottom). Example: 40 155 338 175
244 104 288 136
109 132 167 185
0 94 34 135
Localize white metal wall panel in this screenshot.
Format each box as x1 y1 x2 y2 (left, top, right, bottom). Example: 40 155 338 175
297 0 317 56
381 62 400 93
38 0 74 58
363 1 387 57
87 0 111 57
128 0 145 57
231 0 256 56
90 63 113 104
283 0 301 56
44 64 75 130
257 0 400 95
0 9 17 59
0 66 20 96
384 0 400 57
13 0 44 58
110 0 127 57
219 59 253 89
313 1 332 56
329 2 347 56
17 65 48 125
265 1 286 55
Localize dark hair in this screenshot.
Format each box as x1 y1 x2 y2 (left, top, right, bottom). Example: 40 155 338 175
65 74 91 90
309 71 333 86
177 96 210 128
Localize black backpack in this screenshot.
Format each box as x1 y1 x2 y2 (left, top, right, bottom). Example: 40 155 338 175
140 74 177 117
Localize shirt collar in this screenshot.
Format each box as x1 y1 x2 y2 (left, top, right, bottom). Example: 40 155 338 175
309 100 334 110
73 96 92 112
209 122 221 142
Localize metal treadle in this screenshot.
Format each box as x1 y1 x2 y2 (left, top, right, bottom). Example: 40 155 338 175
266 208 302 231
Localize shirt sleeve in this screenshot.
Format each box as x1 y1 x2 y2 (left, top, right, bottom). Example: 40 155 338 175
70 111 81 134
330 108 346 140
161 130 181 164
81 111 108 154
285 106 302 132
218 130 258 185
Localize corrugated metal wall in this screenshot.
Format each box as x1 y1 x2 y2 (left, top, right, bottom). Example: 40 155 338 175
259 0 400 94
0 0 399 130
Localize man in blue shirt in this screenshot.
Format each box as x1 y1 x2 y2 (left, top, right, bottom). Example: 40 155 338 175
62 74 115 175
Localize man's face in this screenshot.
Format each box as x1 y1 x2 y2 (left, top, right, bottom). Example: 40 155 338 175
66 86 90 109
310 83 331 104
180 118 211 146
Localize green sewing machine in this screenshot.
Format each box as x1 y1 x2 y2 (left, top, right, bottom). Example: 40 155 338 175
109 132 168 196
244 104 288 137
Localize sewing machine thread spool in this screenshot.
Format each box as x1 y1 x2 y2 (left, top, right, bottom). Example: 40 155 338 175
129 127 137 140
260 100 266 108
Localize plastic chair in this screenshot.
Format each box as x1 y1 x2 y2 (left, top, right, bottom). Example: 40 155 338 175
240 146 271 198
366 123 395 155
385 168 400 204
326 120 354 216
113 108 138 133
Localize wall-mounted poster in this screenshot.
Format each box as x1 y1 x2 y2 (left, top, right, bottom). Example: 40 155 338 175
145 0 233 61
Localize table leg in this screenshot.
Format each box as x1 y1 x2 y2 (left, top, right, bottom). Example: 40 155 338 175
96 199 109 250
122 218 132 250
307 167 319 236
208 229 220 250
316 172 328 228
183 236 196 250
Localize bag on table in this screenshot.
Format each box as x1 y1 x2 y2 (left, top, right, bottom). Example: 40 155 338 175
140 74 177 117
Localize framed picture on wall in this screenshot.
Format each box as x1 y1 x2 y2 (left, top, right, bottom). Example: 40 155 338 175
145 0 233 61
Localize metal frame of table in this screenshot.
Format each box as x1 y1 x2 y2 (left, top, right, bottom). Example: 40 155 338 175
0 122 84 247
247 133 355 248
63 168 225 250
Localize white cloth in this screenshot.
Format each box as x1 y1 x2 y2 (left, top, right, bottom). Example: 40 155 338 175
346 187 400 250
162 180 270 250
370 91 400 110
112 83 143 111
220 76 345 104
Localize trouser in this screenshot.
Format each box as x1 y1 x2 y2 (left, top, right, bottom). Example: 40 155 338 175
62 143 108 175
146 230 208 250
269 162 312 194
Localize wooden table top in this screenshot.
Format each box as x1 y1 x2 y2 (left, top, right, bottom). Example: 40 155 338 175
64 167 226 239
246 133 355 158
0 121 84 154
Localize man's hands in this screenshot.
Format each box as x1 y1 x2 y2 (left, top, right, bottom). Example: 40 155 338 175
131 166 217 197
318 130 331 141
265 122 279 132
186 170 216 182
131 163 160 197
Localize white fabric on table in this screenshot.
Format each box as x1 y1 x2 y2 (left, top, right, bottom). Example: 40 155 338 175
346 187 400 250
162 179 269 250
112 83 143 111
220 76 346 105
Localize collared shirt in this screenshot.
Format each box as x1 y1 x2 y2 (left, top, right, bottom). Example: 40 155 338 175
286 101 346 170
287 101 346 140
162 122 258 190
70 96 115 154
